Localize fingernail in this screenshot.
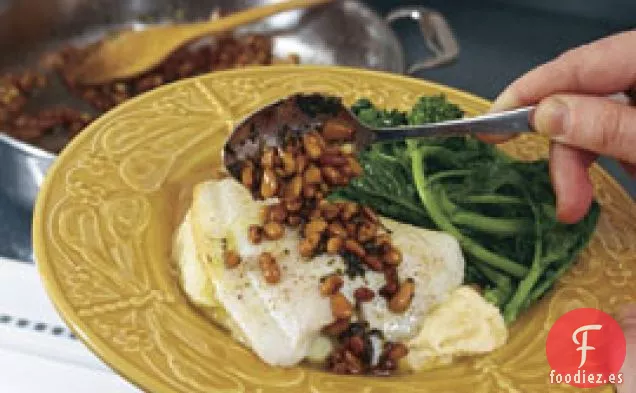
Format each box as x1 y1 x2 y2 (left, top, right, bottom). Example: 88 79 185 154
534 97 569 139
489 90 519 113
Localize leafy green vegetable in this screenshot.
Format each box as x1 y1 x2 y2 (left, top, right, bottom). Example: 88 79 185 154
351 98 409 128
408 95 464 124
334 95 600 324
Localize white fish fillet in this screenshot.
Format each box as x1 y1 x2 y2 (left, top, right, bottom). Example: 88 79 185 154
174 178 465 366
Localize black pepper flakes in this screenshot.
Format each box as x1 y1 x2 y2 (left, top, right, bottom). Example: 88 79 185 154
343 251 365 279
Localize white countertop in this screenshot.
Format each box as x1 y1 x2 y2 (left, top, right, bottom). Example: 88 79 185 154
0 257 140 393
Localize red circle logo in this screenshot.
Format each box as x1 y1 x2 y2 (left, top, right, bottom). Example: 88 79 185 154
546 308 626 388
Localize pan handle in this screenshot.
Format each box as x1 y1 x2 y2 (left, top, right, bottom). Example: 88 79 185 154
385 7 459 74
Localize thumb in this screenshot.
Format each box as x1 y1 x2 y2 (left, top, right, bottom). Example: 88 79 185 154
533 94 636 164
617 304 636 393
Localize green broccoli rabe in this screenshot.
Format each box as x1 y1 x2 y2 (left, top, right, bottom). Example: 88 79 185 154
351 98 409 128
334 95 600 324
351 94 462 128
408 95 464 124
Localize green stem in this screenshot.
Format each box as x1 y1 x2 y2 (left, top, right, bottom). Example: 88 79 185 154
523 271 559 309
477 264 513 307
503 201 544 324
451 212 533 236
408 143 528 278
477 263 508 284
524 207 600 307
427 169 472 184
370 150 400 163
463 195 526 205
438 188 532 237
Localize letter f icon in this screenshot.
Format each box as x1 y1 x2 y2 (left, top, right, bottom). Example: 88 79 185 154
573 324 603 368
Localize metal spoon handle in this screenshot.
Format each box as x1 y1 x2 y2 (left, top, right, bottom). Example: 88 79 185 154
371 106 535 141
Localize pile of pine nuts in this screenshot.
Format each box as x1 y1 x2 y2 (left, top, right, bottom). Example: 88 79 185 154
2 34 297 153
226 98 414 374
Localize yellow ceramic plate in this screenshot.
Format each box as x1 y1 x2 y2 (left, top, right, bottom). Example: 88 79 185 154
34 66 635 393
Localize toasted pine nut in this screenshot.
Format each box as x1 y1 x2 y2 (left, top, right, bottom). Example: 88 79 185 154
341 164 354 177
304 165 322 185
357 221 377 243
388 278 415 313
386 342 409 361
337 174 351 186
380 267 399 298
323 145 342 155
260 168 278 198
241 163 254 188
263 221 284 240
375 233 391 247
317 199 330 209
322 166 341 185
281 150 296 175
319 154 347 166
320 274 344 296
322 318 350 336
341 202 359 220
248 225 263 244
354 287 375 302
286 175 303 199
299 238 316 258
268 204 287 223
361 206 379 224
327 222 347 238
296 154 308 173
384 266 398 284
260 205 271 223
344 239 366 258
345 222 358 238
320 201 341 220
305 218 328 236
340 143 354 155
224 250 241 269
303 132 324 159
383 247 403 266
346 157 363 177
258 252 281 284
330 293 354 319
261 147 276 168
305 145 322 161
322 119 354 141
323 206 340 220
363 254 383 271
326 237 344 254
303 184 316 198
285 198 303 212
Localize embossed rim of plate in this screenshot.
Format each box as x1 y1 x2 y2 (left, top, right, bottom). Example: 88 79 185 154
33 65 629 393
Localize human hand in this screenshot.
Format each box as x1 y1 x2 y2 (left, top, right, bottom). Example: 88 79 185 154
484 30 636 224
